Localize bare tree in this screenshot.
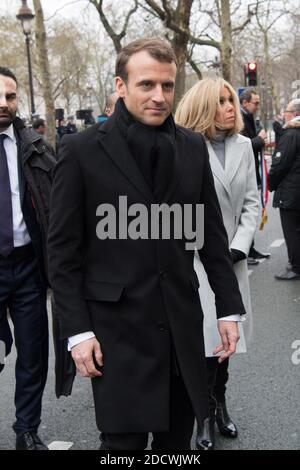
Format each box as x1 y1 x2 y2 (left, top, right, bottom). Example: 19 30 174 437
46 20 90 113
142 0 193 107
255 0 285 115
217 0 233 81
88 0 138 53
143 0 254 104
33 0 56 148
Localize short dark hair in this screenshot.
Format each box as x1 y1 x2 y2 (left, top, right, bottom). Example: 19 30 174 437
239 88 257 105
116 38 178 83
32 118 45 130
0 67 18 87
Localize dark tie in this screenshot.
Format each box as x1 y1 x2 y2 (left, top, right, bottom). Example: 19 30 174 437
0 134 14 257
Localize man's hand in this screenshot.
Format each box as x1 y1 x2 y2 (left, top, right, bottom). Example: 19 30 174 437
71 337 103 378
213 321 240 363
258 129 267 142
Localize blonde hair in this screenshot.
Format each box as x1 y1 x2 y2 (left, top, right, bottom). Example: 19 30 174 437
175 77 244 139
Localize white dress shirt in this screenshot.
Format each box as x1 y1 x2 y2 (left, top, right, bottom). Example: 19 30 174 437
0 124 31 247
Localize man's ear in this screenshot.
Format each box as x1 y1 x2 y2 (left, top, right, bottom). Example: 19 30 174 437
115 77 125 98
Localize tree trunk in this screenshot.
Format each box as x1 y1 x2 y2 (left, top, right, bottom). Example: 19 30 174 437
172 34 189 108
171 0 193 108
264 31 280 116
33 0 56 149
220 0 233 82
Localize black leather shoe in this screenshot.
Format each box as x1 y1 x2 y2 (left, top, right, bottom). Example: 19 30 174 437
216 401 238 438
247 257 259 266
16 432 48 450
275 270 300 280
249 248 270 259
196 417 215 450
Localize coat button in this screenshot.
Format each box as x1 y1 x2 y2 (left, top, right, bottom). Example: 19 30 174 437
160 270 167 279
157 321 166 332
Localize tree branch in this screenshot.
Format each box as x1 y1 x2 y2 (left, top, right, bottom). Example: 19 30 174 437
232 17 252 34
89 0 138 52
143 0 166 21
120 0 138 41
187 43 202 80
144 0 221 52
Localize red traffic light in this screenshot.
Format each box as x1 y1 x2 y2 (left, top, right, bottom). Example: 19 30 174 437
247 62 257 72
245 62 258 86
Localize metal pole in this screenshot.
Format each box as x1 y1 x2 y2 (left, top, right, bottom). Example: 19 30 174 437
25 33 35 118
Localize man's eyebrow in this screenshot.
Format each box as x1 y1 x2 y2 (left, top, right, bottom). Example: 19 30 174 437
6 92 17 98
136 80 175 86
136 79 154 85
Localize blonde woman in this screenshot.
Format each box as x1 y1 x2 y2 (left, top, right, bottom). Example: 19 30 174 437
176 78 259 450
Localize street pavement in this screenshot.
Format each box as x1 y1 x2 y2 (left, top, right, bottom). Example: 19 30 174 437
0 199 299 450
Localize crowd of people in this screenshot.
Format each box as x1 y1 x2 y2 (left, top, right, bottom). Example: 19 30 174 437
0 37 299 451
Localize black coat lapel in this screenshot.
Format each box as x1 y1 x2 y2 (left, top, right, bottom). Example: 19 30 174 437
97 117 155 204
162 130 184 204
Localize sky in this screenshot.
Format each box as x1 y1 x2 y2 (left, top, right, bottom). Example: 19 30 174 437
2 0 93 22
2 0 105 44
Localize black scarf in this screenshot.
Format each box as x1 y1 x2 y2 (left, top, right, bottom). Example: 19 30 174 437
115 98 176 203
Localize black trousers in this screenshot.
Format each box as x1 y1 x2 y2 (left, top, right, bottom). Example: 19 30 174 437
99 373 195 450
280 209 300 274
206 357 229 415
249 240 255 255
0 244 48 437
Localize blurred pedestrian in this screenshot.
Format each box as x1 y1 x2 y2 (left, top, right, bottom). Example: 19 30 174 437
32 118 55 154
66 116 77 135
32 118 46 136
239 88 270 264
96 91 119 123
269 99 300 280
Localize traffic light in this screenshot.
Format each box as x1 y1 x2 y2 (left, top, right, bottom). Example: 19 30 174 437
246 61 257 86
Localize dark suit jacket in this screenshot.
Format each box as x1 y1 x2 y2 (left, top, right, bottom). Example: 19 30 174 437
48 112 245 433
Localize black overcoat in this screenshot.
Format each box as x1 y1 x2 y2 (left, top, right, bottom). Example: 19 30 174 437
240 109 265 185
48 112 245 433
268 120 300 210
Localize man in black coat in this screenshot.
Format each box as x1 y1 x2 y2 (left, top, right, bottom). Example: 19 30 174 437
0 67 56 450
269 99 300 280
48 39 245 451
239 88 270 263
240 89 266 186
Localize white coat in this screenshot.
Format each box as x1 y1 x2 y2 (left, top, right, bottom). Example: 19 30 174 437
194 133 260 356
